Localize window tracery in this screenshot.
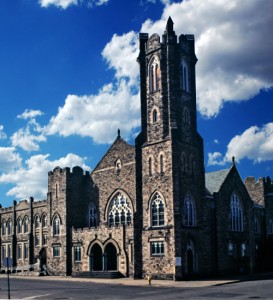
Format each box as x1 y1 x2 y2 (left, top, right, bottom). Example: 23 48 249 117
151 193 164 227
108 193 132 227
88 202 97 227
149 57 160 93
183 193 196 227
230 193 243 231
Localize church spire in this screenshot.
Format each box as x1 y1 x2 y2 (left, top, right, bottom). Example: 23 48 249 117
166 17 174 34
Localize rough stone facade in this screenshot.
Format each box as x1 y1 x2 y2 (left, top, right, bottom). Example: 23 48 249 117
1 18 273 280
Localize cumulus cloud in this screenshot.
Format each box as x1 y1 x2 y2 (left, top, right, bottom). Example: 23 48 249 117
11 111 46 151
46 80 140 143
140 0 273 117
0 147 22 172
0 153 90 200
0 125 7 140
208 123 273 166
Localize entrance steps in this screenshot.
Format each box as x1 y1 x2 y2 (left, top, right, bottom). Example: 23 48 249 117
74 271 124 279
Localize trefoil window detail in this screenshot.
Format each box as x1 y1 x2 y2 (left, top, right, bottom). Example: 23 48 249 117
151 193 164 227
108 193 132 227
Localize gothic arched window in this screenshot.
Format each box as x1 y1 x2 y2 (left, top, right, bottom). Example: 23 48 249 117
17 217 22 234
151 193 164 227
1 220 6 236
230 193 243 232
183 194 196 227
148 157 153 176
108 193 132 227
23 216 29 233
88 202 97 227
149 57 160 93
183 107 190 125
181 60 189 92
53 216 60 236
42 214 47 228
34 215 40 229
7 219 12 235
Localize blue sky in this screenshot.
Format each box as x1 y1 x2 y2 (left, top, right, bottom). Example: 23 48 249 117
0 0 272 207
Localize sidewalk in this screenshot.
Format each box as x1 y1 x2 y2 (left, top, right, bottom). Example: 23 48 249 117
0 274 241 288
2 272 273 288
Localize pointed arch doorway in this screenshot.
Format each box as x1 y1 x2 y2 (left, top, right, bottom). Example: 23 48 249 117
90 244 103 271
105 243 117 271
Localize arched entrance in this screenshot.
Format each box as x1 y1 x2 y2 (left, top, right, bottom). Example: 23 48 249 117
105 243 117 271
90 244 103 271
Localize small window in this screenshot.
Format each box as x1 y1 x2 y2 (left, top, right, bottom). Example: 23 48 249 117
149 57 160 93
181 60 189 92
183 107 190 125
254 218 260 234
183 193 196 227
1 245 6 260
241 243 247 257
53 245 60 257
74 246 81 262
151 241 164 256
116 158 122 175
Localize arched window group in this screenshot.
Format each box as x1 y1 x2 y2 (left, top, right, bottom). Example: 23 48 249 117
108 193 132 227
183 193 196 227
151 193 164 227
149 57 160 93
230 193 243 232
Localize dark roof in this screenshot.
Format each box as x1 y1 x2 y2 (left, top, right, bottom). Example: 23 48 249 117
205 169 230 195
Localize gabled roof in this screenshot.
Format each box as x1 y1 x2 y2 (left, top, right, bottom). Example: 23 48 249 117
205 169 230 195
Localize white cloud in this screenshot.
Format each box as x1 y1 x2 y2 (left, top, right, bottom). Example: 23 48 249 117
46 80 140 144
208 123 273 166
140 0 273 117
0 147 22 172
39 0 77 9
39 0 109 9
207 152 225 166
0 153 90 200
11 113 46 152
17 109 44 120
0 125 7 140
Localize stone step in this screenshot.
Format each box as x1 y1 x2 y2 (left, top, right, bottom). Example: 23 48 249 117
74 271 124 279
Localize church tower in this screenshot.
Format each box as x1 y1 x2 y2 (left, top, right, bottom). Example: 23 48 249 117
136 18 209 280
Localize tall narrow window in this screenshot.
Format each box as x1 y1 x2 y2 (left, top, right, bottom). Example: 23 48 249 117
88 202 97 227
23 217 29 233
34 215 40 229
159 154 164 174
151 193 164 227
149 157 153 176
183 193 196 227
7 219 12 235
42 214 47 228
17 218 22 234
53 245 60 257
183 107 190 125
2 245 6 259
230 193 243 231
17 244 22 259
182 60 189 92
108 193 132 227
24 243 29 259
2 221 6 236
53 216 60 236
74 246 81 262
152 109 157 123
149 57 160 92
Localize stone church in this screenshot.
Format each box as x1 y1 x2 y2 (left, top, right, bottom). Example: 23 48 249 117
1 18 273 280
